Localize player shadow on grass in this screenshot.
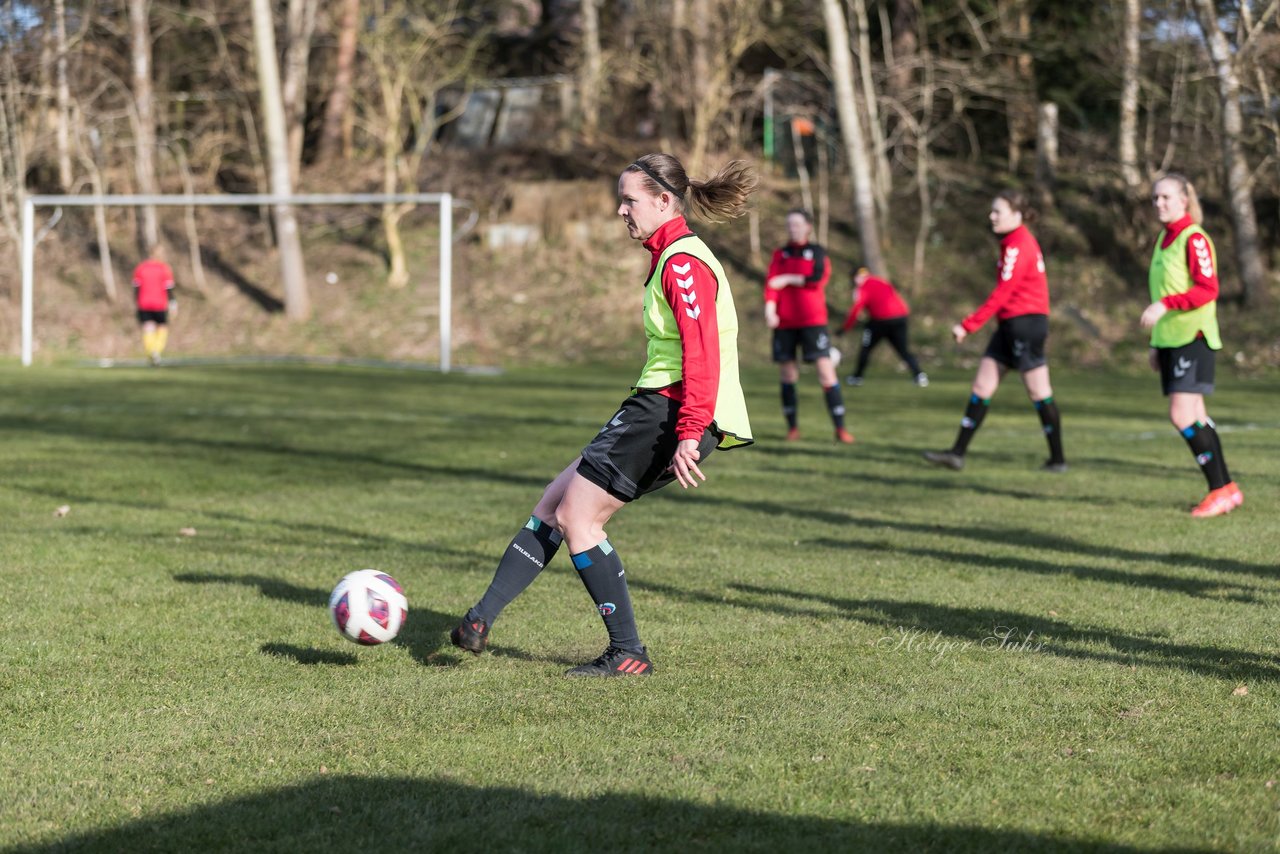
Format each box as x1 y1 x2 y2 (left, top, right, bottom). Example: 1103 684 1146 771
805 535 1266 603
635 579 1279 685
13 483 496 570
12 774 1217 853
833 514 1278 583
683 491 1272 581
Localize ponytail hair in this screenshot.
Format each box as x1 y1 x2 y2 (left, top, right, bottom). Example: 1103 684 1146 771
1157 172 1203 224
994 188 1039 225
626 153 757 222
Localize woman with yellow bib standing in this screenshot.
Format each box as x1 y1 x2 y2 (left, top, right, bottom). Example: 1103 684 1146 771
450 153 756 676
1141 173 1243 518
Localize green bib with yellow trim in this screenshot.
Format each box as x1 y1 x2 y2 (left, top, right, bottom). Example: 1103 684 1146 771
637 234 753 449
1148 224 1222 350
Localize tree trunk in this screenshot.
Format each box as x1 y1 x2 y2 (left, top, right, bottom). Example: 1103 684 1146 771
81 123 117 301
821 0 886 276
688 0 711 173
1005 0 1034 174
282 0 318 184
128 0 159 251
1118 0 1141 189
851 0 891 219
888 0 918 95
316 0 359 163
1035 101 1057 205
1192 0 1268 305
251 0 311 319
54 0 72 190
579 0 601 141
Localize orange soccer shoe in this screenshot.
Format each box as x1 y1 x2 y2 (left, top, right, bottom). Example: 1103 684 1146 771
785 427 802 442
1190 483 1243 519
835 427 856 444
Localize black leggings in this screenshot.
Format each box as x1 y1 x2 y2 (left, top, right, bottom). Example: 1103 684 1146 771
852 317 921 378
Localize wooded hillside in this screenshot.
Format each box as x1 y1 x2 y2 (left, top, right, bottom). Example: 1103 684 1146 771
2 1 1277 366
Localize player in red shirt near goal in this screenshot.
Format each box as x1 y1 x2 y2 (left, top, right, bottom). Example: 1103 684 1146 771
765 210 854 443
132 245 176 365
924 190 1067 473
839 267 927 387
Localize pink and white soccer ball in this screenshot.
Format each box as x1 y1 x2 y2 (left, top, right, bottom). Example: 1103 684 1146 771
328 570 407 645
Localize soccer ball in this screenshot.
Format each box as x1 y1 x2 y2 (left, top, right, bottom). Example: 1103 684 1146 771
328 570 407 645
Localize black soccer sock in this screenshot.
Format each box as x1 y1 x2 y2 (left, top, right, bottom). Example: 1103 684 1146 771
853 342 872 378
823 384 847 429
1204 418 1232 484
571 540 642 652
780 382 798 429
951 394 990 455
1180 421 1230 491
1034 396 1065 464
469 516 562 625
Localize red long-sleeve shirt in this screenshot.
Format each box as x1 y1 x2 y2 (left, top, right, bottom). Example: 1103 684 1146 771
764 242 831 328
132 259 174 311
643 217 721 442
1158 215 1219 311
841 275 909 331
960 225 1049 333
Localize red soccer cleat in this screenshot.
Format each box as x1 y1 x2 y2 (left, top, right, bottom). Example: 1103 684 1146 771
835 427 856 444
1190 484 1241 518
785 427 802 442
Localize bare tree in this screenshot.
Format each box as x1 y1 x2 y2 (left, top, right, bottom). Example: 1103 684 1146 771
251 0 311 319
363 0 480 289
850 0 891 219
53 0 72 189
579 0 602 141
684 0 764 174
316 0 360 163
1119 0 1142 189
128 0 159 251
282 0 319 183
821 0 885 275
1192 0 1268 305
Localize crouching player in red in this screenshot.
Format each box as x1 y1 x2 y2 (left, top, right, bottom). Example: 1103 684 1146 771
450 153 755 676
839 267 927 387
1142 173 1242 517
764 210 854 443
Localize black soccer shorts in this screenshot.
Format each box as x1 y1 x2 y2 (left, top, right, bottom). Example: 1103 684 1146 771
772 325 831 363
577 391 719 502
983 314 1048 372
1157 337 1216 396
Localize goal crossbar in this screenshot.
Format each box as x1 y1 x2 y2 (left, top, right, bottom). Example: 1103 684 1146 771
19 192 454 370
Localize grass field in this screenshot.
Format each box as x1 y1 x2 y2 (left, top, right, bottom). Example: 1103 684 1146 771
1 360 1277 852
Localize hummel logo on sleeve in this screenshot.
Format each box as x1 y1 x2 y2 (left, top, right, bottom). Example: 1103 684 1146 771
1192 237 1214 278
1001 247 1020 281
676 276 694 290
686 306 701 319
671 262 691 275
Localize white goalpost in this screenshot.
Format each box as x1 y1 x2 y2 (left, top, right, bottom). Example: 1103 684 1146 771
19 192 455 370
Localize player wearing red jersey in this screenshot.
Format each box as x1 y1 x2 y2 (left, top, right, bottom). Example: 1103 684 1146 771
132 245 176 365
1141 173 1242 517
924 190 1066 472
765 210 853 443
450 153 755 676
839 267 927 387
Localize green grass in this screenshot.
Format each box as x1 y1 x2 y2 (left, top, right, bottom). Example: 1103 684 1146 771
1 361 1277 852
